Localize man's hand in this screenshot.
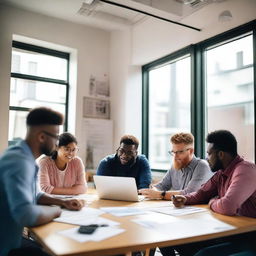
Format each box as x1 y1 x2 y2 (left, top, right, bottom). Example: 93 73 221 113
171 195 187 208
139 188 161 199
38 194 85 211
62 199 85 210
35 205 62 226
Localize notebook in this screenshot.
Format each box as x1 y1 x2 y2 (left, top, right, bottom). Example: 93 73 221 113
93 175 144 202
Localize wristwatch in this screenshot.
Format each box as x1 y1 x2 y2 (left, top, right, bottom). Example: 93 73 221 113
161 191 166 200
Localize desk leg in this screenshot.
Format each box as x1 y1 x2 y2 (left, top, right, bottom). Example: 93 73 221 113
145 248 150 256
125 249 150 256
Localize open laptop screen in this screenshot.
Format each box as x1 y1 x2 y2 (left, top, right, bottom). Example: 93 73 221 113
93 175 143 202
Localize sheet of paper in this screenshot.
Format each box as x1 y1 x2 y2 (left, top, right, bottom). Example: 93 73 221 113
58 226 125 243
51 193 98 201
100 207 149 216
54 207 120 226
133 213 235 239
148 205 207 216
51 194 75 199
55 215 119 226
132 212 177 228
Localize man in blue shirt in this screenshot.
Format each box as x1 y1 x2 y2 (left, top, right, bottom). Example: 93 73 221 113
0 107 84 256
96 135 151 189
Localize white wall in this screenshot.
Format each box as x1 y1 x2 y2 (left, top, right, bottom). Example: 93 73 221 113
0 5 110 162
109 29 143 150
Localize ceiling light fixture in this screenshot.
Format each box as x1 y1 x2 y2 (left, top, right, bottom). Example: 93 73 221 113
219 10 232 22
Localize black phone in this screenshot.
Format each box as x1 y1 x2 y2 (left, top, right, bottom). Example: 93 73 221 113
78 224 98 234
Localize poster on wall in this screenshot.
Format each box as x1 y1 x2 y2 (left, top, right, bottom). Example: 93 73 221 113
83 118 113 170
89 75 109 97
83 96 110 119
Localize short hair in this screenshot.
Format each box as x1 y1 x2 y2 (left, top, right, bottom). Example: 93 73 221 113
52 132 77 160
26 107 64 126
170 132 194 146
206 130 237 156
120 135 139 149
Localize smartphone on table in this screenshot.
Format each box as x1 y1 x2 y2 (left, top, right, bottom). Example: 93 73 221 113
78 224 108 234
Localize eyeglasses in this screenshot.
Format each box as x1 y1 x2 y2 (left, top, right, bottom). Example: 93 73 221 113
116 148 137 157
42 131 59 140
62 147 79 154
168 148 191 156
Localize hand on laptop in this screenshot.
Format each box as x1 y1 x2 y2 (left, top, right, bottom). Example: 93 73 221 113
138 188 162 199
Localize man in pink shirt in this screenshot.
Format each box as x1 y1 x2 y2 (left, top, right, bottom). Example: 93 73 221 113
161 130 256 256
173 130 256 217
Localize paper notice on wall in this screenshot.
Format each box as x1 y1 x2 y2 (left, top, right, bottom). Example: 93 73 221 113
89 75 109 97
83 118 113 170
83 97 110 119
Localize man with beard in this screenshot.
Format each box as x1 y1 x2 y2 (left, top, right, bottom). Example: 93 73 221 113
0 107 85 256
172 130 256 216
96 134 151 189
139 132 212 200
162 130 256 256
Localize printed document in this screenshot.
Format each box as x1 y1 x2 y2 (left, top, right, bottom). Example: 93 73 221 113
54 207 120 226
133 213 235 238
149 205 207 216
100 207 149 216
58 226 125 243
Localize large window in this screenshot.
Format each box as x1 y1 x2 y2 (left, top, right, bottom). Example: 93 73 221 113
147 56 191 170
143 49 192 171
9 41 69 143
205 34 254 162
143 21 256 171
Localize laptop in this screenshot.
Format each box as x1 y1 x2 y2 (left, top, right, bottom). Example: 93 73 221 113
93 175 144 202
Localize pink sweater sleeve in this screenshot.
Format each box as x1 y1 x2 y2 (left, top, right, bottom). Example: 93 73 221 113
209 163 256 216
38 157 54 194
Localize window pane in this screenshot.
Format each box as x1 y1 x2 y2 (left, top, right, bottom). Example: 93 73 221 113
8 110 27 142
206 34 254 161
8 110 64 142
11 48 67 80
9 78 66 142
10 78 66 108
148 56 191 170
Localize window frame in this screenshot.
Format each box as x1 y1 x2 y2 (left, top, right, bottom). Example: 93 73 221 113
142 46 196 172
142 20 256 172
9 41 70 142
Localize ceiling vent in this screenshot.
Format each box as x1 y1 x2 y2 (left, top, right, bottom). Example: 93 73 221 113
176 0 207 8
77 1 100 16
176 0 226 8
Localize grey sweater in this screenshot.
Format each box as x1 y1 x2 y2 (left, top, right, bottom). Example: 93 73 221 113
155 156 213 195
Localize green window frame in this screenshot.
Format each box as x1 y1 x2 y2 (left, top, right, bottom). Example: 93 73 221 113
9 41 70 144
142 20 256 172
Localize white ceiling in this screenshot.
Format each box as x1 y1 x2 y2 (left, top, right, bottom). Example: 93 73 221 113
0 0 248 31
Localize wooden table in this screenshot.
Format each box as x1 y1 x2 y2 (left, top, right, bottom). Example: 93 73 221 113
30 195 256 256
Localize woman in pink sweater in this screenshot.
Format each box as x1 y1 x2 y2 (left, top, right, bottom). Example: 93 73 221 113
38 132 87 195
